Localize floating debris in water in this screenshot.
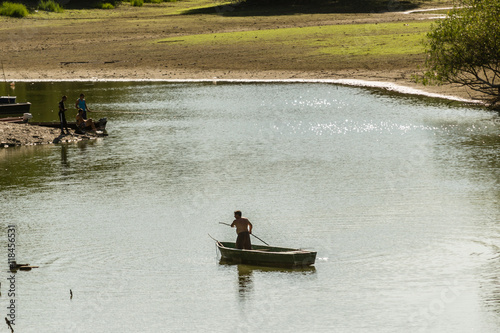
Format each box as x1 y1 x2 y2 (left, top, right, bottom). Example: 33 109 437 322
9 261 39 272
5 317 14 332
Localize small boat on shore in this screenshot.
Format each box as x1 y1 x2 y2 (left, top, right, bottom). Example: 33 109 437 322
0 96 31 115
215 241 317 268
0 116 24 123
0 113 32 124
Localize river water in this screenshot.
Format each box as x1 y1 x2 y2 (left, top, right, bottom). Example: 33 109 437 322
1 81 499 332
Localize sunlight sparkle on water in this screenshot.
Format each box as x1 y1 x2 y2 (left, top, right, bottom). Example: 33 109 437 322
1 82 499 333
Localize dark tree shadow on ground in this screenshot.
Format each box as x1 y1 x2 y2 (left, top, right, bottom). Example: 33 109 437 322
183 0 422 16
17 0 422 14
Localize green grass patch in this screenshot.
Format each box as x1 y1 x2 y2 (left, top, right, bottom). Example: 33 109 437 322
310 22 431 56
0 2 29 17
131 0 144 6
156 21 432 56
97 2 115 9
38 0 64 13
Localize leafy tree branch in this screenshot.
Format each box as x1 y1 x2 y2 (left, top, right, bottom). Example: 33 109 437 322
424 0 500 107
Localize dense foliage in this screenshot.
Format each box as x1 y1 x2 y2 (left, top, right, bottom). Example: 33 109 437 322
97 2 115 9
14 0 122 8
38 0 64 12
0 2 29 17
425 0 500 106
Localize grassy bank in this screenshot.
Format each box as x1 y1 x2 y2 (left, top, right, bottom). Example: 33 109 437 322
156 21 431 57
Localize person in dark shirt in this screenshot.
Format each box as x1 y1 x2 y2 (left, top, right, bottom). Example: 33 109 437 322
58 95 70 135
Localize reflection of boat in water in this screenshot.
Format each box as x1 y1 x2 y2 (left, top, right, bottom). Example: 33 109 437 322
225 261 317 274
0 96 31 115
226 259 316 298
216 241 317 268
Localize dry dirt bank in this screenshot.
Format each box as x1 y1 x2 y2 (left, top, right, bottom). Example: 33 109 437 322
0 122 101 147
0 2 482 103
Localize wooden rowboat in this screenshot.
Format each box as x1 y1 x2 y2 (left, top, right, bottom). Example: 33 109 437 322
216 241 317 268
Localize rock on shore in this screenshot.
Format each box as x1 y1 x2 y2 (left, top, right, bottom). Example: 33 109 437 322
0 122 99 147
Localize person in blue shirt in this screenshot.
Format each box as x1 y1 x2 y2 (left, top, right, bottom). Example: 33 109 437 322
75 93 91 119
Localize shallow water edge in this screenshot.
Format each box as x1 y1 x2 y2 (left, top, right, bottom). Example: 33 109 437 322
8 78 481 105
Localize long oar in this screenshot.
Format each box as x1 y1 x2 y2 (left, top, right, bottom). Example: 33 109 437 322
218 222 269 246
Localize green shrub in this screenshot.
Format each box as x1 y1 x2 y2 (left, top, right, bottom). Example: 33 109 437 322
130 0 143 6
97 2 115 9
144 0 162 3
0 2 29 17
38 0 64 13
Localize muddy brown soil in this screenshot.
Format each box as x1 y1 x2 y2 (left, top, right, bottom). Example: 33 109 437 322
0 122 101 147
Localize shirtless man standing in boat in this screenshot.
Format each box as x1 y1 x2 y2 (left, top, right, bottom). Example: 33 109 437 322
231 210 253 250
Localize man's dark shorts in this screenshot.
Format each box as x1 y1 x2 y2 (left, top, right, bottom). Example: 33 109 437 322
236 231 252 250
